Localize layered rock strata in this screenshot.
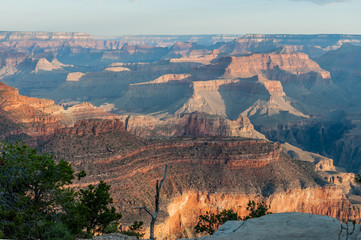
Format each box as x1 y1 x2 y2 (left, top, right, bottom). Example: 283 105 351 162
0 82 116 137
221 53 330 79
39 130 360 239
118 112 265 139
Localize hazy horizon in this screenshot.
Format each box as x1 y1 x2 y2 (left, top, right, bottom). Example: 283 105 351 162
3 31 361 38
0 0 360 36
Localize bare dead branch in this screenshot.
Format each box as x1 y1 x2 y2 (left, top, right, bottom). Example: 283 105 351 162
134 164 168 240
134 206 152 217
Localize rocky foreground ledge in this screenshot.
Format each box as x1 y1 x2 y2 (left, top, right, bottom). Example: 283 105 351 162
194 212 361 240
82 212 361 240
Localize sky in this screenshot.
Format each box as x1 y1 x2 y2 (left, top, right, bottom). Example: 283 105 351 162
0 0 360 36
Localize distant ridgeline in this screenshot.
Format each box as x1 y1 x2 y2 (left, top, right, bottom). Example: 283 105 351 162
0 31 360 49
0 31 241 48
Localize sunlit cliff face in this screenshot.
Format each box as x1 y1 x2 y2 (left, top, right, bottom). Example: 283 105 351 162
152 186 359 239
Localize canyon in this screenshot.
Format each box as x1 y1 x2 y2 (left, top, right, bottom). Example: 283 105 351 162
1 32 361 239
2 80 361 239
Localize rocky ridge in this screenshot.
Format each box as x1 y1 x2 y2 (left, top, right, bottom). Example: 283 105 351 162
133 74 191 85
34 57 70 72
0 82 116 137
118 112 265 139
227 34 361 57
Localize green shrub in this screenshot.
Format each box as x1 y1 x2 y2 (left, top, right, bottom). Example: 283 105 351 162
195 209 240 235
243 200 271 220
195 200 271 235
42 223 75 240
0 142 122 239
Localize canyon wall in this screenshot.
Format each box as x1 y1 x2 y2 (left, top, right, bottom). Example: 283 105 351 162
222 53 330 79
38 130 359 239
118 112 264 139
0 82 117 138
156 187 360 239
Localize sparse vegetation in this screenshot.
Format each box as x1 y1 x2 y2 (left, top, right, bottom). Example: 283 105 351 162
195 200 271 235
195 209 241 235
243 200 272 220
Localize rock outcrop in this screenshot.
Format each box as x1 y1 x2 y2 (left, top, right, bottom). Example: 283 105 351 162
281 142 359 197
66 72 86 81
119 112 265 139
0 81 65 136
241 76 309 120
0 82 116 137
104 63 131 72
222 53 330 79
176 79 240 117
34 58 68 72
196 212 361 240
0 49 28 77
133 74 191 85
170 49 220 64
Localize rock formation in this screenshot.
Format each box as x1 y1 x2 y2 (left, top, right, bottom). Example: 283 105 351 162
37 126 361 239
0 49 28 77
170 49 220 64
176 79 240 117
66 72 86 81
0 82 116 138
281 142 358 198
103 62 131 72
118 112 264 139
133 74 191 85
0 81 65 136
34 58 68 72
221 53 330 79
104 66 131 72
155 185 361 239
